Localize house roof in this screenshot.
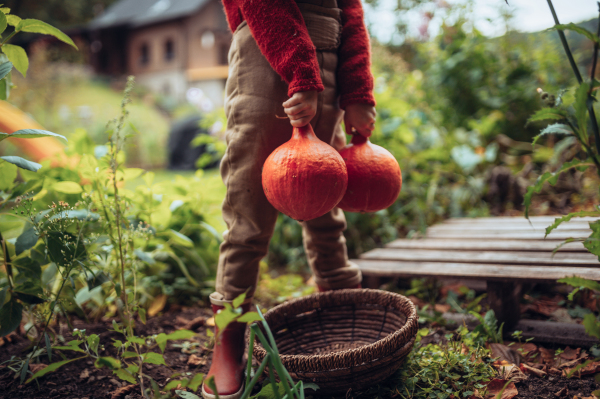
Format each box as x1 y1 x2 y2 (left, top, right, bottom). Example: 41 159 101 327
89 0 209 30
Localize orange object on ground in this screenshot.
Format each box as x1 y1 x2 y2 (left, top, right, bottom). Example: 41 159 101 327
0 100 67 162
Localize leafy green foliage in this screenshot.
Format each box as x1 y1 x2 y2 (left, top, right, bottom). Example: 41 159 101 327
469 310 504 344
0 156 41 172
355 327 495 399
553 23 599 44
524 158 594 218
544 211 600 237
0 298 22 336
0 61 11 80
1 44 27 76
15 19 77 48
25 356 85 383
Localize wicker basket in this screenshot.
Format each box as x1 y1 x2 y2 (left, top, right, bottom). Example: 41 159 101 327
253 288 418 395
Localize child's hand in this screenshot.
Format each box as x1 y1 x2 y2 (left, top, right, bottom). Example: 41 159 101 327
283 91 318 127
344 103 376 137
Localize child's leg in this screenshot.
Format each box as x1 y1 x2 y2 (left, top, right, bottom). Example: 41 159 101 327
302 49 362 290
215 21 293 301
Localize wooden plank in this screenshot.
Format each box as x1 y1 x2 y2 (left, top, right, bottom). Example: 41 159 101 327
355 259 600 282
488 281 521 329
425 229 591 240
442 313 600 347
385 239 587 252
430 223 591 231
360 248 599 266
443 216 599 224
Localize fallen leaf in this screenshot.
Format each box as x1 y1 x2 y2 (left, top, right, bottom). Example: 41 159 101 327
486 379 518 399
148 294 168 317
187 354 206 366
554 386 567 397
79 369 90 379
175 316 191 326
497 364 527 383
434 303 451 313
558 356 588 369
559 346 580 361
548 367 562 375
110 384 138 399
539 347 555 365
206 317 215 327
183 316 206 331
490 344 522 365
563 361 600 377
520 363 546 377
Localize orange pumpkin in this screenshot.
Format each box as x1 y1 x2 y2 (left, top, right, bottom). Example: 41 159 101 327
262 124 348 221
338 134 402 213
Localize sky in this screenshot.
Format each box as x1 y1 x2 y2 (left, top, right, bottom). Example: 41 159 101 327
364 0 600 43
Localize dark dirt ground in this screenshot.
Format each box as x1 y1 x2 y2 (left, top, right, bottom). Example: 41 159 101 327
0 306 214 399
1 297 600 399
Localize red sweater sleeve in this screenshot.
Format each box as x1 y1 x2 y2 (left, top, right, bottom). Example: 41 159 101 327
337 0 376 109
225 0 324 96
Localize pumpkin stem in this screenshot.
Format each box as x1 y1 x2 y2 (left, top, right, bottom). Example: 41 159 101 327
351 133 368 145
293 124 316 139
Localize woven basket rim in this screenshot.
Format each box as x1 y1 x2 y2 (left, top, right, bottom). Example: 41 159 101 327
253 288 418 368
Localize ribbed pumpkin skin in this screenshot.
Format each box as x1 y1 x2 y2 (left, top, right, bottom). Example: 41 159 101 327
338 134 402 213
262 125 348 222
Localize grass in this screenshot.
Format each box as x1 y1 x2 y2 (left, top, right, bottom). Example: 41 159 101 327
9 71 171 168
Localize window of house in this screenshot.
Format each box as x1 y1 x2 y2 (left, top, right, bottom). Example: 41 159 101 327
140 43 150 66
165 39 175 62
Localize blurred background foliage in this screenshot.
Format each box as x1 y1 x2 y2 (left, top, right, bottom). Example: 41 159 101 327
1 0 599 308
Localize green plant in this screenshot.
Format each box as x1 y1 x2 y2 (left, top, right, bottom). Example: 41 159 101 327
0 78 224 397
558 276 600 340
175 292 317 399
469 310 504 344
523 0 600 259
354 326 495 399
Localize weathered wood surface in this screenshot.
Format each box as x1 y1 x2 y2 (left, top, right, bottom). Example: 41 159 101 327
425 229 591 240
354 215 600 337
385 239 587 252
355 259 600 282
442 216 598 224
361 248 598 266
429 223 591 231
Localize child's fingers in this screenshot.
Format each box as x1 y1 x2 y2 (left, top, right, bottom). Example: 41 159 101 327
282 95 301 108
288 109 312 121
290 116 312 127
284 103 306 116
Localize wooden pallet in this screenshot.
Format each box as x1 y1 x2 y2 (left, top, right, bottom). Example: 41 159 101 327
353 216 600 330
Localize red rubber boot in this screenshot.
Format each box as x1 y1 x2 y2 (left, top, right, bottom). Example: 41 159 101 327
317 283 362 292
201 299 250 399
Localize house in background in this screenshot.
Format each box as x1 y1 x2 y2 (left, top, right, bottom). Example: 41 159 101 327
89 0 231 107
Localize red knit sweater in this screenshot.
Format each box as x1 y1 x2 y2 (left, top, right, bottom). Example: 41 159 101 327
221 0 376 109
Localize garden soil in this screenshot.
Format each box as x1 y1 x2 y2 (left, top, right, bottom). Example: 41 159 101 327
1 306 599 399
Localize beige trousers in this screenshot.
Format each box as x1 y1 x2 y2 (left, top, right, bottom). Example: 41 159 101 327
215 1 362 300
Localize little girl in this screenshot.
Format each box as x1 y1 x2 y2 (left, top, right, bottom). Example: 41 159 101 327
203 1 376 398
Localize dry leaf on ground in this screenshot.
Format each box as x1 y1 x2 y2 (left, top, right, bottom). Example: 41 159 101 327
485 379 518 399
564 361 600 377
148 294 168 317
79 368 90 379
187 354 206 366
496 364 527 383
490 343 522 365
559 346 581 361
183 315 206 331
520 363 546 377
110 384 138 399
